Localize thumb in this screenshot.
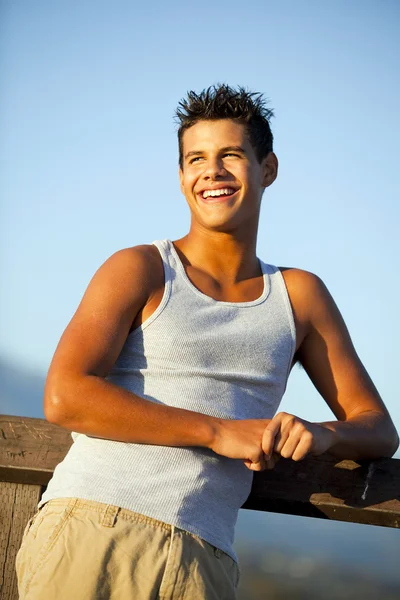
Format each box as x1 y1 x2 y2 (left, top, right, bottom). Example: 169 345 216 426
262 416 282 458
244 457 266 471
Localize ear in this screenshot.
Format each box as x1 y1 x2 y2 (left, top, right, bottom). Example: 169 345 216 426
261 152 278 188
179 167 185 194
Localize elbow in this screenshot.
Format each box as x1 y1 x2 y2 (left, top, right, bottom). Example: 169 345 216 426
376 419 399 458
44 393 64 425
367 413 399 459
44 372 75 425
383 411 399 457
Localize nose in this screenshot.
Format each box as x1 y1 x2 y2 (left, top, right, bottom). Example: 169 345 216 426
203 156 227 180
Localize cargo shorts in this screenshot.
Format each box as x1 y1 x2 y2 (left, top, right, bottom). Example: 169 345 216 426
15 497 240 599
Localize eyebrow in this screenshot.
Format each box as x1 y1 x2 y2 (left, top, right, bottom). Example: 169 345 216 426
184 146 247 160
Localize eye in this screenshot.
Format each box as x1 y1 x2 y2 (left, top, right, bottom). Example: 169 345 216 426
223 153 239 158
189 156 203 164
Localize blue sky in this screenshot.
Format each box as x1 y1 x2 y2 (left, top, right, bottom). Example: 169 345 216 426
2 0 399 444
1 0 399 578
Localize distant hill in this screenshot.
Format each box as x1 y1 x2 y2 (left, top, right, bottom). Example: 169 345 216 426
235 510 400 585
236 544 400 600
0 356 45 418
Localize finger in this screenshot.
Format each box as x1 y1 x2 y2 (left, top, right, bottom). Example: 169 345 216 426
274 414 302 454
279 431 302 459
262 416 283 458
273 430 288 455
292 435 313 462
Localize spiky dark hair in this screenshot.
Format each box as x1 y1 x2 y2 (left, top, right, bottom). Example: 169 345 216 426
175 84 274 168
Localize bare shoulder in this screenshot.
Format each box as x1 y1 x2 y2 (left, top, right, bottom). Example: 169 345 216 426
278 266 325 292
103 243 163 277
68 243 166 334
46 243 165 382
278 266 329 314
96 244 164 297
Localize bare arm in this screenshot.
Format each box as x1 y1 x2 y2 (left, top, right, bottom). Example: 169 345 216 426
261 270 398 463
45 246 215 446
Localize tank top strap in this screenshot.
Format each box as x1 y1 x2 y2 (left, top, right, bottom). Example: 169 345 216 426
151 238 184 295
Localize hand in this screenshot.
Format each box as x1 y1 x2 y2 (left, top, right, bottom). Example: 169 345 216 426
261 412 337 462
211 418 272 471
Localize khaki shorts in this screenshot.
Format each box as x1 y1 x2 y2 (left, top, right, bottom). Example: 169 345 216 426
15 497 240 599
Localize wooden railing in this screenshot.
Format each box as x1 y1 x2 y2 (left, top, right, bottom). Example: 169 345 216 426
1 414 399 599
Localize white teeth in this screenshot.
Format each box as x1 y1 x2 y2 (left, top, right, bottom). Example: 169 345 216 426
202 188 235 199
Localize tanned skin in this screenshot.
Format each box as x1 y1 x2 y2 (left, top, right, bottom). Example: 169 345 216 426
44 119 398 472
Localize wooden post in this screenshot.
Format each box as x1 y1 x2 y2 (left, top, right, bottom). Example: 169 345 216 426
1 414 400 599
0 415 71 600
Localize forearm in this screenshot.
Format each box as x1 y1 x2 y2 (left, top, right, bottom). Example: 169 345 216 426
320 410 399 460
45 374 217 448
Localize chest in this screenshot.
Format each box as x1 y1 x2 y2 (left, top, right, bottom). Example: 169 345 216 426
140 298 294 379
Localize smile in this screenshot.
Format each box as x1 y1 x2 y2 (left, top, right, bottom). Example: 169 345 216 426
202 187 236 199
200 187 238 201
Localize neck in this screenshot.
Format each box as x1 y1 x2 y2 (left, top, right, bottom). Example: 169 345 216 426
173 224 260 283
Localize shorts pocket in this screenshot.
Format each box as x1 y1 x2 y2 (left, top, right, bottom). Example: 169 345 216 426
22 515 36 539
16 505 48 569
19 504 73 597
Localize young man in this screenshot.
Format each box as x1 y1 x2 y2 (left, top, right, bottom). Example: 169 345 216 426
16 85 398 600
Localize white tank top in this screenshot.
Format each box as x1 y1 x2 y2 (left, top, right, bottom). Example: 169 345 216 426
39 239 296 562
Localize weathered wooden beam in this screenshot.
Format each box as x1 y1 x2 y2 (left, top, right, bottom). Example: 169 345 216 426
242 455 400 528
0 415 72 486
1 414 400 528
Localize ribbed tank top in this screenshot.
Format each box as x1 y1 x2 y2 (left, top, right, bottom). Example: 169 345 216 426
39 239 296 562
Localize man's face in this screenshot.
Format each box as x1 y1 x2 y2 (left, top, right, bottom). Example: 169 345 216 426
179 119 276 233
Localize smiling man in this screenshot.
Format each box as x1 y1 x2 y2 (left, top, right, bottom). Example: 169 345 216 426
16 85 398 600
